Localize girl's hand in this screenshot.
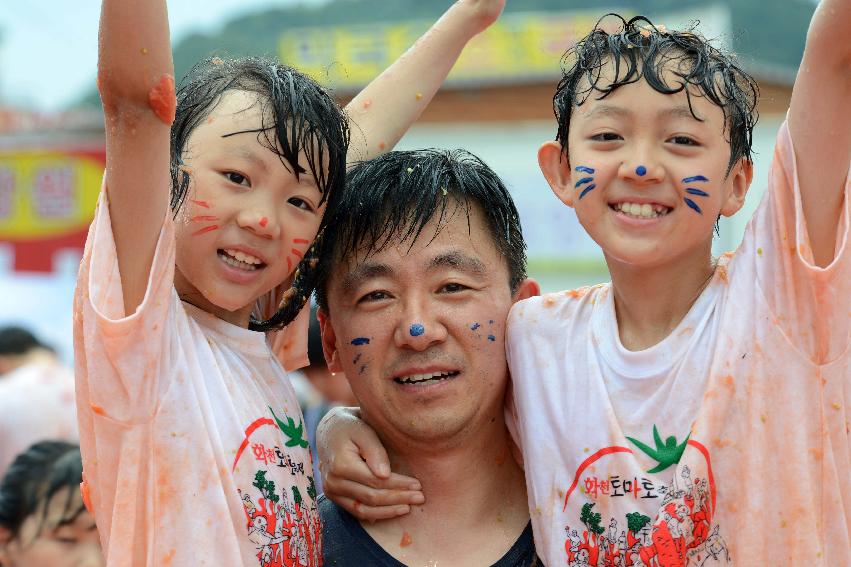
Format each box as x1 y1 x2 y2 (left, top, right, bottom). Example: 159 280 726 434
317 407 425 521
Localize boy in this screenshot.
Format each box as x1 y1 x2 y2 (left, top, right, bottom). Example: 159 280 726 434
321 6 850 566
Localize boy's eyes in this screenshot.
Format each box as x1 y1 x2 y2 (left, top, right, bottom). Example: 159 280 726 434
590 132 622 142
668 135 700 146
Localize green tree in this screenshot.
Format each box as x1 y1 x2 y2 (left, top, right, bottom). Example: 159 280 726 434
253 470 280 504
626 511 651 535
306 476 317 502
292 486 303 508
580 502 605 535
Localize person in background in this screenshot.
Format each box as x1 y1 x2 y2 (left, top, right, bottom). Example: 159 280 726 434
0 327 77 478
0 441 104 567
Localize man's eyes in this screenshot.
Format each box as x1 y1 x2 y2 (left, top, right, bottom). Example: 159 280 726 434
440 282 469 293
358 291 390 303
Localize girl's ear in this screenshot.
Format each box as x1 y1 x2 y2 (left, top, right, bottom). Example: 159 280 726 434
538 141 575 208
720 157 753 217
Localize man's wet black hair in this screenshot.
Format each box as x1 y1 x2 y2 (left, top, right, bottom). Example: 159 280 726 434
315 148 527 311
554 14 759 170
170 56 350 331
0 441 85 544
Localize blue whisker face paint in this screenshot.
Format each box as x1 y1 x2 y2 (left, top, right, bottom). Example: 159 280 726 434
682 176 709 215
487 335 496 342
635 165 647 176
574 166 597 199
351 337 370 346
684 198 703 214
470 322 481 331
409 324 425 337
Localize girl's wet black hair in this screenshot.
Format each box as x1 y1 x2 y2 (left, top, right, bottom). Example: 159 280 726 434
0 441 85 543
554 14 759 171
315 148 527 311
169 56 350 331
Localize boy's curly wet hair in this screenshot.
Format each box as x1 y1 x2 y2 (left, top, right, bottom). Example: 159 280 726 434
554 14 759 171
169 56 350 331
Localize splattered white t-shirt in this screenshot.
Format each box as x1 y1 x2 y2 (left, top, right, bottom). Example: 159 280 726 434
74 192 321 567
506 121 850 566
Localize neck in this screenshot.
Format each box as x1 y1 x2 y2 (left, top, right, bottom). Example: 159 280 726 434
607 244 716 351
362 415 529 567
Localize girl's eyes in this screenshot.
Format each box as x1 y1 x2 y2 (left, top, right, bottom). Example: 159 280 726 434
288 197 314 212
224 171 250 186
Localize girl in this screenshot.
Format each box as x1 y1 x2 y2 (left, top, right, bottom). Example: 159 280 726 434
75 1 505 565
0 442 103 567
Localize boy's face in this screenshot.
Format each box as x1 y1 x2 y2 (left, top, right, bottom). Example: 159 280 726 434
173 89 325 325
319 204 537 449
540 59 752 271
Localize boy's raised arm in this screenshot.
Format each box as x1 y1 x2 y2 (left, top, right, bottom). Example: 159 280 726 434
98 0 175 314
345 0 505 162
788 0 851 268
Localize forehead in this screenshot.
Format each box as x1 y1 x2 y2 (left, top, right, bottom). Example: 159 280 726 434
330 205 507 293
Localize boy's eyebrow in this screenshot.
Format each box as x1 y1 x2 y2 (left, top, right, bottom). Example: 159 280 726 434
427 250 486 276
585 104 699 122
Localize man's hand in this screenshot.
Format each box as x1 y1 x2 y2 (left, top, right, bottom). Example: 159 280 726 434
317 407 425 521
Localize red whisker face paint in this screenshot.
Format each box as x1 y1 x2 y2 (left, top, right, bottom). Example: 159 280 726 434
293 238 310 244
259 217 268 228
148 74 176 125
286 257 293 271
191 200 211 208
192 225 219 236
291 248 304 258
190 215 219 222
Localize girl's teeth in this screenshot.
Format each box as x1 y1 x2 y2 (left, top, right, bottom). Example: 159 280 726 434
223 249 261 265
219 251 260 271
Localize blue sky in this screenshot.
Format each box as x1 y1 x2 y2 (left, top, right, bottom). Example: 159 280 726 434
0 0 325 112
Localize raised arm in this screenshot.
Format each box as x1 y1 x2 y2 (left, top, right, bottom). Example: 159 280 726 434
345 0 505 162
98 0 175 314
787 0 851 267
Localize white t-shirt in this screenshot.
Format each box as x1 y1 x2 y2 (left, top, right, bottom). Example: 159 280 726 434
74 192 321 567
506 121 850 566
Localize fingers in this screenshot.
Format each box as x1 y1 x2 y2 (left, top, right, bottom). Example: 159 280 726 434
334 496 413 522
351 423 393 479
327 477 425 509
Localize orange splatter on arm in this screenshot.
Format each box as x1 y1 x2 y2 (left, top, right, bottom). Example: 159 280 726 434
148 73 176 125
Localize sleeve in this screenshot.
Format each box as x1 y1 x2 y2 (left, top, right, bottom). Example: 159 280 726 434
74 185 177 423
739 120 850 363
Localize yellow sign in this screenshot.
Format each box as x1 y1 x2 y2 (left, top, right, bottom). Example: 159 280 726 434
279 11 616 89
0 150 103 240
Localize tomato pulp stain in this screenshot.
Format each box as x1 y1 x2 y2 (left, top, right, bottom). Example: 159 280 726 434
148 74 176 125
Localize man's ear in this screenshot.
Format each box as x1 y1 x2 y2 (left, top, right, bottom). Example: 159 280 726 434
316 308 343 374
512 278 541 303
720 157 753 217
538 141 575 208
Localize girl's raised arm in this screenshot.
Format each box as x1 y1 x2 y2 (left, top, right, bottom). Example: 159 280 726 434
346 0 505 163
97 0 175 314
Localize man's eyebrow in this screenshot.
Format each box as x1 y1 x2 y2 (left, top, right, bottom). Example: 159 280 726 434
428 250 486 276
341 261 394 292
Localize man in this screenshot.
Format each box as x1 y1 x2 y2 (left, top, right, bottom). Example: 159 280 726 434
0 326 78 476
314 149 540 566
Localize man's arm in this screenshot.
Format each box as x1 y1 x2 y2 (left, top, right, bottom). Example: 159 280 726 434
98 0 175 313
787 0 851 267
345 0 505 162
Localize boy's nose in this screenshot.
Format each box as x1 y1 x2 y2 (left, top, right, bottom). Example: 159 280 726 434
622 160 663 184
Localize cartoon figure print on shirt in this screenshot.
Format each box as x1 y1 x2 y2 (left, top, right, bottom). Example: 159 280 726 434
562 425 729 566
234 407 322 567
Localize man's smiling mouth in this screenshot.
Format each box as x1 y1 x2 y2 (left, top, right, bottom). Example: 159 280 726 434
394 371 460 385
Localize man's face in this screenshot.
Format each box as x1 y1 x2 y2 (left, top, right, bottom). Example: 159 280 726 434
320 203 536 448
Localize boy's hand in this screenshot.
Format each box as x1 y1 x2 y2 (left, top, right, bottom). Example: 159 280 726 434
455 0 506 36
317 407 425 521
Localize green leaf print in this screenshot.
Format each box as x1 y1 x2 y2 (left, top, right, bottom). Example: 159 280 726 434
626 424 690 473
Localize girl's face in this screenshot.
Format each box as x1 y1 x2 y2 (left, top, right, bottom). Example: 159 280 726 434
0 489 103 567
173 89 325 326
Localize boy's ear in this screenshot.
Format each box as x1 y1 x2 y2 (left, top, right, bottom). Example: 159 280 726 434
512 278 541 303
316 308 343 374
538 141 575 208
720 158 753 217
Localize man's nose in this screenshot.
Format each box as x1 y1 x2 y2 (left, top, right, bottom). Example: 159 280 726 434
394 301 448 350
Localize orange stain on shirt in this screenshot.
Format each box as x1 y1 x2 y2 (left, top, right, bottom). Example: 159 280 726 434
148 74 176 125
400 531 413 547
91 403 106 416
80 477 93 513
543 296 557 307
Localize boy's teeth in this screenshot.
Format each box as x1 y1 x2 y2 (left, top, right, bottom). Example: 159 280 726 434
616 202 668 219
